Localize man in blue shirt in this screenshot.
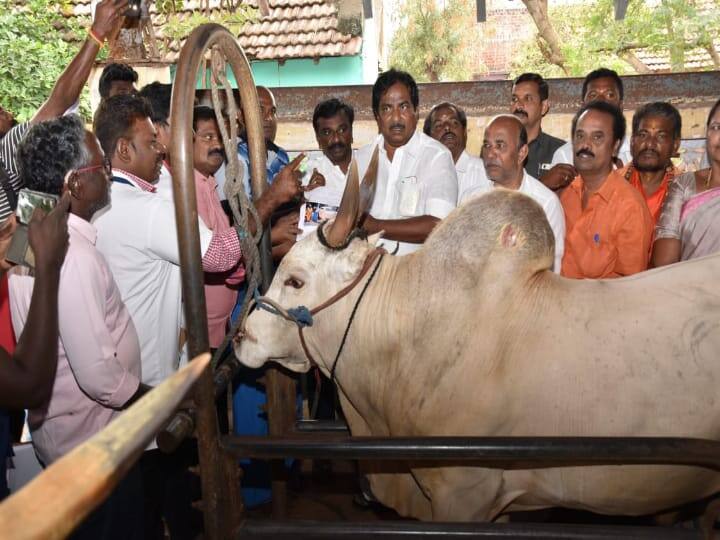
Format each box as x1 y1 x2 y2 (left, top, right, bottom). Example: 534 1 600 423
215 86 304 260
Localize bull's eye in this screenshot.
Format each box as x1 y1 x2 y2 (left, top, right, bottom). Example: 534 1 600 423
284 276 304 289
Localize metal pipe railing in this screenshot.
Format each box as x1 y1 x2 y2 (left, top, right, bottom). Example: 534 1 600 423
169 24 254 539
221 435 720 471
236 519 702 539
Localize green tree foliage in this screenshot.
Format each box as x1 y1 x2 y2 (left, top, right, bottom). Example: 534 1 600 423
511 0 720 77
155 1 257 57
389 0 480 82
0 0 92 121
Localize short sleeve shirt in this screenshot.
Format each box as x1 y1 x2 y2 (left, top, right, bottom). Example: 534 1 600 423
560 169 653 279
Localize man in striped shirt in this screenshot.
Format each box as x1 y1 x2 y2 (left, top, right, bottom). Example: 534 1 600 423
0 0 129 221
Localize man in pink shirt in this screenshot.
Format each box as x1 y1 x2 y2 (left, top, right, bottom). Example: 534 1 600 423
9 115 145 539
192 106 245 348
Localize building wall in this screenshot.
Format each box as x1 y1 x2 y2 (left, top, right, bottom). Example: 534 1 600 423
167 56 365 90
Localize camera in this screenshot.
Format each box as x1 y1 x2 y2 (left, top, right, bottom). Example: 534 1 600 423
125 0 142 19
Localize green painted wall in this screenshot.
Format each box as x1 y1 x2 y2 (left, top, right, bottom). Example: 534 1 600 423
172 55 364 88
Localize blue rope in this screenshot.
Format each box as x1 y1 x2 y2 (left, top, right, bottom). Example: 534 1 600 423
252 288 314 328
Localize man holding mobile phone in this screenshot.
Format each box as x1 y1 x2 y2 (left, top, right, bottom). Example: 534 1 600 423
0 199 70 501
9 116 145 537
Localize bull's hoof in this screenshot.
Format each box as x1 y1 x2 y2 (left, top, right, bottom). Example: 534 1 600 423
353 476 379 509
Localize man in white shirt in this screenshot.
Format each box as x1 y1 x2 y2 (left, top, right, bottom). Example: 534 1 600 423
304 98 355 197
92 94 243 538
357 69 458 255
545 68 631 192
423 101 486 201
461 115 565 273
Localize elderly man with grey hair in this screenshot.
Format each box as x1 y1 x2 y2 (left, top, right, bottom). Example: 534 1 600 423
8 115 145 539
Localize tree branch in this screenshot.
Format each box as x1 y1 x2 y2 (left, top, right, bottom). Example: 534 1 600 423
619 50 652 73
521 0 569 74
705 41 720 68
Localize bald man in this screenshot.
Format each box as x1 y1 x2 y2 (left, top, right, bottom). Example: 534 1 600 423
460 115 565 273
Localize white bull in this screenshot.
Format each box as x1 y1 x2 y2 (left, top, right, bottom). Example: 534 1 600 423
236 165 720 522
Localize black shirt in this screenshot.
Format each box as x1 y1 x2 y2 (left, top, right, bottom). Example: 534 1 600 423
525 130 565 180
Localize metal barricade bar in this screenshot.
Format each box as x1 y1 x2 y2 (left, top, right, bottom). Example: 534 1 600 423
235 519 702 539
221 435 720 470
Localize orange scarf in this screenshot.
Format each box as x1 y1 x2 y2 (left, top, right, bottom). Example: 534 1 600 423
624 166 675 225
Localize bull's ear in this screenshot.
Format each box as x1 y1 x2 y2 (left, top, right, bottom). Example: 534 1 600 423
368 231 384 247
499 223 519 248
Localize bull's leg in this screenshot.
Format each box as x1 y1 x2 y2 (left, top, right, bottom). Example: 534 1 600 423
414 467 505 521
336 391 433 520
365 468 433 520
700 496 720 540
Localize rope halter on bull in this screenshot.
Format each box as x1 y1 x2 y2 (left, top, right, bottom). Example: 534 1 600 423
248 147 383 383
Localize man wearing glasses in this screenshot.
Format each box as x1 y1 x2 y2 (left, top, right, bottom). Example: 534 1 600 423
9 114 146 537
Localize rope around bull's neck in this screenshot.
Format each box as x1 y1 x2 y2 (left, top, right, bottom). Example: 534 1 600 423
329 253 384 384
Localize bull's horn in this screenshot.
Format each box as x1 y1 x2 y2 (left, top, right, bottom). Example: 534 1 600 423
324 157 360 248
358 145 379 222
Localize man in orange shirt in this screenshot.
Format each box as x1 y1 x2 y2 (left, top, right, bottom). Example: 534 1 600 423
560 101 653 279
620 102 681 225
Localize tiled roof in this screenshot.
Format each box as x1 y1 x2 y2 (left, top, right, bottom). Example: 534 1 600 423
629 0 719 72
63 0 362 62
633 41 720 73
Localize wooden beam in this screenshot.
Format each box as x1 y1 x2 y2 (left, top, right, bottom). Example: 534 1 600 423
0 354 211 540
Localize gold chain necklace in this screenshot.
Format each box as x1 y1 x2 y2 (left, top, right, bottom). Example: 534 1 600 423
705 168 714 189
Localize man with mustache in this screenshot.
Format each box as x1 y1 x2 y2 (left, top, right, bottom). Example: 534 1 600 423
93 94 244 537
560 100 653 279
459 115 565 273
305 98 354 194
192 106 244 350
620 102 681 225
358 69 458 254
424 101 486 201
511 73 565 180
545 68 631 192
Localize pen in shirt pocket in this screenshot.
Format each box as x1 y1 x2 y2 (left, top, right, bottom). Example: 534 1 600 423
593 233 600 245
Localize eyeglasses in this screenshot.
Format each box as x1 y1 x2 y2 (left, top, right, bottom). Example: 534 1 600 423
76 158 112 177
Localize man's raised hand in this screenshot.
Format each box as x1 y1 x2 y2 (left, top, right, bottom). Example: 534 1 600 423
92 0 129 41
541 163 577 192
269 153 305 205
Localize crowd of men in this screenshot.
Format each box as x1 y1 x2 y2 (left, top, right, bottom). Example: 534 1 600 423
1 0 719 538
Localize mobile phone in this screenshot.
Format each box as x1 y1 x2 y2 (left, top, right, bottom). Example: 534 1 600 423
6 189 59 268
125 0 142 18
15 189 58 225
